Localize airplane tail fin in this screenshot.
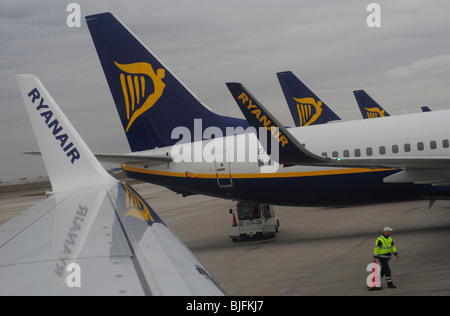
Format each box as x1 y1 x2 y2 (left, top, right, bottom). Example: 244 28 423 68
276 71 341 127
353 90 390 119
226 82 327 165
16 74 116 193
86 12 247 152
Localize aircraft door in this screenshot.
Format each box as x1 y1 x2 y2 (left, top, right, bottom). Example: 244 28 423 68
215 152 233 188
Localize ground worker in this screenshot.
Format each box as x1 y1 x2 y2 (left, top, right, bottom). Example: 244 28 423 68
373 227 399 288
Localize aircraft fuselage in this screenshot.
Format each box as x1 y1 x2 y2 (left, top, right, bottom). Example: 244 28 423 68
122 110 450 206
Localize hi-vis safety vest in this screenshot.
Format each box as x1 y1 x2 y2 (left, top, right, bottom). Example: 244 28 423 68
373 235 398 258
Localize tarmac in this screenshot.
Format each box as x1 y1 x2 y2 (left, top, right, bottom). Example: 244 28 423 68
1 181 450 296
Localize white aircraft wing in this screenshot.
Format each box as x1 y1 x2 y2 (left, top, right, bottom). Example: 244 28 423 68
227 82 450 185
0 75 225 296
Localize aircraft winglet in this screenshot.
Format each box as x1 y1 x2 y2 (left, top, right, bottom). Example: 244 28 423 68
16 74 117 193
226 82 330 165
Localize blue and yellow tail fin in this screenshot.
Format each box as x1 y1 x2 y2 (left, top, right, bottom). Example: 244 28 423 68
86 12 247 152
353 90 390 119
277 71 341 127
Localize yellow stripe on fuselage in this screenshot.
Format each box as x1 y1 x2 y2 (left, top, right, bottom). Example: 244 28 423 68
122 165 392 179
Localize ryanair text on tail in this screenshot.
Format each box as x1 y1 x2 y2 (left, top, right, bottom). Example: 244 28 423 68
237 92 289 148
27 88 80 164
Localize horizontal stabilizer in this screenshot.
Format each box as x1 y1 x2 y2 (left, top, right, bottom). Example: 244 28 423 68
23 151 173 166
94 153 172 165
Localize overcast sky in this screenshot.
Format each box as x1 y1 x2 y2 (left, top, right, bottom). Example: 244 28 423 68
1 0 450 182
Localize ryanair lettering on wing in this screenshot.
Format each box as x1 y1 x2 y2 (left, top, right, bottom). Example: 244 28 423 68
237 92 289 148
293 97 323 126
27 88 80 164
115 61 166 132
364 107 386 118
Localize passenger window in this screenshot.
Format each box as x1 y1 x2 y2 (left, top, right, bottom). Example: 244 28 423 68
354 149 361 157
332 151 339 158
366 147 373 156
343 150 350 157
404 143 411 152
430 141 437 150
379 146 386 155
443 139 449 148
392 145 399 153
321 152 328 158
417 142 424 151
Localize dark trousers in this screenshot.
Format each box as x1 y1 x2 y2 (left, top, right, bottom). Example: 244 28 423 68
378 257 393 283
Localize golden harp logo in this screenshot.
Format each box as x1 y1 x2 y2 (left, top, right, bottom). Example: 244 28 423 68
364 107 386 118
293 97 323 126
115 61 166 132
122 183 155 223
